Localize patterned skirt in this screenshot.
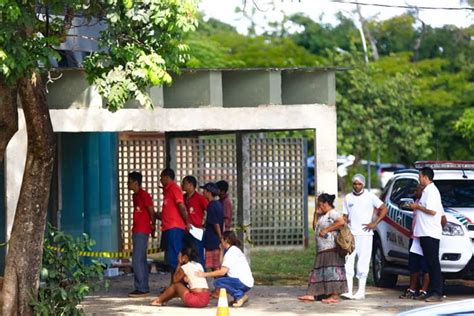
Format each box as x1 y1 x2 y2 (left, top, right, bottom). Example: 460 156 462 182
307 249 347 296
205 249 221 269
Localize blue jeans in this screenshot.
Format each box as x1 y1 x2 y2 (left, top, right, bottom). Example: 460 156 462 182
162 228 185 271
132 233 149 292
214 277 251 300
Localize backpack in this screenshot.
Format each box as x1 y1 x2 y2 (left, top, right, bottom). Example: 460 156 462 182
336 224 355 257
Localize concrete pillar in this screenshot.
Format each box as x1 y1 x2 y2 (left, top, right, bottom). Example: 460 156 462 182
314 123 338 196
236 132 251 258
5 111 27 240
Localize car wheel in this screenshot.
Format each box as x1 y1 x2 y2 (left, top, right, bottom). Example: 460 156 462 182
372 237 398 288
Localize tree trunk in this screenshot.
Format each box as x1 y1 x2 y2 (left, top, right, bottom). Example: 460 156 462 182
0 77 18 164
2 72 56 316
356 3 379 61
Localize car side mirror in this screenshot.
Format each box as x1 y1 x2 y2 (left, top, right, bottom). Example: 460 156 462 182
399 198 414 211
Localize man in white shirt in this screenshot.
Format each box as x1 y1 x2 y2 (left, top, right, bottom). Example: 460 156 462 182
342 174 387 300
409 167 444 302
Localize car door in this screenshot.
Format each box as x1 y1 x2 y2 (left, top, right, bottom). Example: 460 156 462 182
386 177 418 263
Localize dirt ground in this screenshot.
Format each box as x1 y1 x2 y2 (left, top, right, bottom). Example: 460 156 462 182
82 273 474 316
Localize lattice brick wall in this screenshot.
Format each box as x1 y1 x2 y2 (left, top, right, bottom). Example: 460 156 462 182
118 133 166 251
174 137 238 225
249 137 305 246
118 134 305 249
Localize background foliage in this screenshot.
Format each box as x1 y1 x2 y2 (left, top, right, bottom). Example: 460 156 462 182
185 12 473 165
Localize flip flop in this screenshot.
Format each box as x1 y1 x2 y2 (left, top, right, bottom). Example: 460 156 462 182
298 295 315 302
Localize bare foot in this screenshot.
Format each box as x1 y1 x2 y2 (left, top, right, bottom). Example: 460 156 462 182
298 295 315 302
150 298 165 306
321 297 340 304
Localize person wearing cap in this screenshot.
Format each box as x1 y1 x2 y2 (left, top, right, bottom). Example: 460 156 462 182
156 168 190 284
342 173 387 300
201 182 224 273
182 175 208 268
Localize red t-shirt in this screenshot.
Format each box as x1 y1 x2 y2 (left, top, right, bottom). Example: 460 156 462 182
161 181 186 231
132 189 154 234
185 191 208 228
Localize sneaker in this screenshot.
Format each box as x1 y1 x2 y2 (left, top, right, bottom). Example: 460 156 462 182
128 290 150 297
399 289 416 299
414 290 428 300
425 294 443 302
232 294 249 307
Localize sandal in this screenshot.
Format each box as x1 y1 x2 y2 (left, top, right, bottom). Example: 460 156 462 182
298 295 315 302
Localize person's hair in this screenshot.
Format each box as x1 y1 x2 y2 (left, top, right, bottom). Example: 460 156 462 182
222 231 242 249
161 168 175 180
181 247 199 263
216 180 229 193
128 171 142 186
183 175 197 188
419 167 434 181
317 193 336 208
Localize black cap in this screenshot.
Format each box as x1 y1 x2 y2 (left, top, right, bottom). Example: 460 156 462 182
200 182 219 195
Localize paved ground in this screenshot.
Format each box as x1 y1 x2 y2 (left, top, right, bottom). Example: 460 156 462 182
82 274 474 316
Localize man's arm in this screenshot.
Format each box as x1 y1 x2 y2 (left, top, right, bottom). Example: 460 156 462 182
177 202 191 230
363 203 388 231
197 266 229 278
409 203 436 216
213 223 223 241
147 205 156 237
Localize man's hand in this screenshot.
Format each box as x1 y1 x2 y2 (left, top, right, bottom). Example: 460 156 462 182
363 222 376 231
319 229 328 238
408 203 420 211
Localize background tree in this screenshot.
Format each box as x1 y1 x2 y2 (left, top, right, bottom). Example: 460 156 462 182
0 1 197 315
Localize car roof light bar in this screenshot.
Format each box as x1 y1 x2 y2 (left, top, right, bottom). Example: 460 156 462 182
414 161 474 170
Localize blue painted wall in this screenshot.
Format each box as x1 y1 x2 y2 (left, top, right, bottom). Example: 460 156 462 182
60 133 119 260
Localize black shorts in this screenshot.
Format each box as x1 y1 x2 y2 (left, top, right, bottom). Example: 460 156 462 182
408 239 429 273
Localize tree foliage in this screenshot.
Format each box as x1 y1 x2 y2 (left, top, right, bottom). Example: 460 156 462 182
0 1 198 315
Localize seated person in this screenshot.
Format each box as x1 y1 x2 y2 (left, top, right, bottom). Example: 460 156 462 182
151 247 209 308
197 231 254 308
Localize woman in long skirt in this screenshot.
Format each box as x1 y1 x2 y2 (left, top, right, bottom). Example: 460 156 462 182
298 193 347 304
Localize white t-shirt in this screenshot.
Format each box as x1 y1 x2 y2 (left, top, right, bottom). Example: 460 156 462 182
343 190 383 236
181 261 208 289
413 182 444 240
222 246 254 288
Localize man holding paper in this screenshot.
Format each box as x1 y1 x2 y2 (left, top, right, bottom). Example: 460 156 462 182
182 175 208 267
409 167 446 302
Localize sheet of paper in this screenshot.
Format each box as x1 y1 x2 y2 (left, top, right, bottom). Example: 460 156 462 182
189 225 204 241
410 237 423 256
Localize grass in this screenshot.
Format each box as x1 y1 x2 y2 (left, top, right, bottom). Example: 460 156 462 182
250 234 316 286
250 230 375 286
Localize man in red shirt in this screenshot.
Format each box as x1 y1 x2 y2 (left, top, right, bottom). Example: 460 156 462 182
156 168 190 281
182 175 208 267
216 180 233 232
128 171 155 297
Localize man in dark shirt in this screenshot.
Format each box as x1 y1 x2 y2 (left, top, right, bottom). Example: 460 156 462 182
201 182 224 272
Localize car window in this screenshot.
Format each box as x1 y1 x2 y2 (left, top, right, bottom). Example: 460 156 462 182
389 178 419 205
434 180 474 207
380 178 394 201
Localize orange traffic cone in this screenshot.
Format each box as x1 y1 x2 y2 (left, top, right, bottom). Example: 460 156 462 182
216 288 230 316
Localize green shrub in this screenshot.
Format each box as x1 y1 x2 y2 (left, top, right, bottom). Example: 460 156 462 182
30 224 108 315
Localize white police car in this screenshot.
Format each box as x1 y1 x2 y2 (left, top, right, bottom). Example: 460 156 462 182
372 161 474 287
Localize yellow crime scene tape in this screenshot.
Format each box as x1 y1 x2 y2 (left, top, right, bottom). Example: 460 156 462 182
47 246 161 259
